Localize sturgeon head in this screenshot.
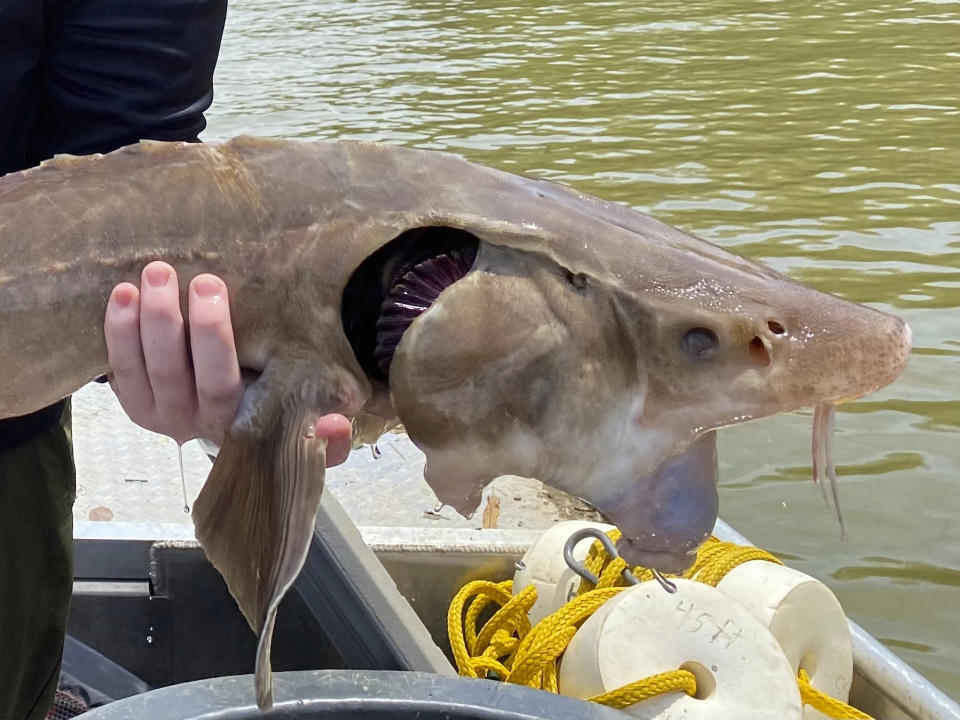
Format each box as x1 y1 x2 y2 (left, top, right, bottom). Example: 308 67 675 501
348 162 912 574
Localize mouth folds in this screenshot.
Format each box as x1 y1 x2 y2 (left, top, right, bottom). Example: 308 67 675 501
615 535 702 575
593 430 719 575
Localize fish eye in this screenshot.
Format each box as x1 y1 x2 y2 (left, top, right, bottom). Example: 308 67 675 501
681 327 719 360
565 269 588 290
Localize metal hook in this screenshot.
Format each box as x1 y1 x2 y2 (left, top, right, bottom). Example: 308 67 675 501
651 567 678 594
561 527 677 594
562 527 639 587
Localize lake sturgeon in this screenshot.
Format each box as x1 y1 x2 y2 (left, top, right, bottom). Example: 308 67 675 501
0 137 912 708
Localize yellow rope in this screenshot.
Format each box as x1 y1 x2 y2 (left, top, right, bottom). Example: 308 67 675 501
447 580 533 679
799 668 873 719
447 533 873 718
448 578 695 706
685 536 782 586
590 670 697 708
509 587 621 687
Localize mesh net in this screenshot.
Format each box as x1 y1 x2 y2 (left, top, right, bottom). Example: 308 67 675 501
45 690 89 720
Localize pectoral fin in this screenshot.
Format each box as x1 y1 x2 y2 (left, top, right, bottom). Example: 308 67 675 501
191 362 346 709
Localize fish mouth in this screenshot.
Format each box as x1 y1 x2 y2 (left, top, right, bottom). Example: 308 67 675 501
615 536 700 575
596 430 719 575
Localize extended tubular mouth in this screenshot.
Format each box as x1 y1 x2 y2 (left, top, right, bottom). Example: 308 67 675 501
598 432 719 576
616 536 700 575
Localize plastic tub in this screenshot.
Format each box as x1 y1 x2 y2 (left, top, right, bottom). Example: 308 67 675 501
77 669 632 719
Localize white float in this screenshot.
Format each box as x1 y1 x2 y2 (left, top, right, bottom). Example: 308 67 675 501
716 561 854 719
513 520 615 625
559 578 803 720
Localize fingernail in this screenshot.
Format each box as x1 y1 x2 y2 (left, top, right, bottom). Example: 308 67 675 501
193 275 222 300
112 286 134 307
145 264 171 288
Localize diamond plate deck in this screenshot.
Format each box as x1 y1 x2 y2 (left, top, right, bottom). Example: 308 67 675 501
72 383 595 530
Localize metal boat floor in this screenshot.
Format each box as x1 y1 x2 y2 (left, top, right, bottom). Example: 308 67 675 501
72 382 597 529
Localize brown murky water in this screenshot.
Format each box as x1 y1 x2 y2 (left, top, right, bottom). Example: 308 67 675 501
204 0 960 699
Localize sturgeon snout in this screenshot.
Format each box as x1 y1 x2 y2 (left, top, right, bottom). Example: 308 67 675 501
772 300 913 410
597 277 912 572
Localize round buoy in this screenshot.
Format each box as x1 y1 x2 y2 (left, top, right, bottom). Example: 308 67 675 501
716 561 853 719
559 578 803 719
513 520 615 625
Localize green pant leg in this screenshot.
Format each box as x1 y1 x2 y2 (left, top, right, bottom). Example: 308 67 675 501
0 403 74 720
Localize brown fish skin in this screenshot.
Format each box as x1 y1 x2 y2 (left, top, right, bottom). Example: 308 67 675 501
0 137 911 707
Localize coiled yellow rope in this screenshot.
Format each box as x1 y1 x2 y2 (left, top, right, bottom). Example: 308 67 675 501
447 577 694 703
447 531 874 719
799 669 873 720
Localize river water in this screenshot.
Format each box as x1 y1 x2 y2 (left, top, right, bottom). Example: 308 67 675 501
203 0 960 700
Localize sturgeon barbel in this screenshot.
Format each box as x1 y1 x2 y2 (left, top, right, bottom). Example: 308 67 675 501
0 137 912 707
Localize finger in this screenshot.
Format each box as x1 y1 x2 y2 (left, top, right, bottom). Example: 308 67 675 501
139 261 197 434
314 413 353 467
104 282 156 421
188 274 243 443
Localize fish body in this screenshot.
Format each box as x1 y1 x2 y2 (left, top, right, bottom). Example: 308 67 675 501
0 137 911 707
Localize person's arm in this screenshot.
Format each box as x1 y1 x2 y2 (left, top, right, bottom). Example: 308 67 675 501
35 0 351 459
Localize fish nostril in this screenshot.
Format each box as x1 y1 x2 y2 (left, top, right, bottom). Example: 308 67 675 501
749 336 771 367
767 320 786 336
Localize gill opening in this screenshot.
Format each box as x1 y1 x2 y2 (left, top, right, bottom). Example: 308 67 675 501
341 226 480 382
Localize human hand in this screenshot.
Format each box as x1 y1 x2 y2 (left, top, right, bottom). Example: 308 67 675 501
104 261 352 465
